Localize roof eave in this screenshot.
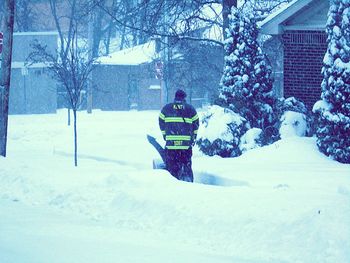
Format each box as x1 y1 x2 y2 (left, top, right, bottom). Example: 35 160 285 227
260 0 315 35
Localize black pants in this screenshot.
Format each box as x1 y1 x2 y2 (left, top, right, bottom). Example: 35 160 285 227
165 149 193 182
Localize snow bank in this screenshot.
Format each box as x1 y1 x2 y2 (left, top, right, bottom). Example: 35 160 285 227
0 110 349 263
239 128 262 152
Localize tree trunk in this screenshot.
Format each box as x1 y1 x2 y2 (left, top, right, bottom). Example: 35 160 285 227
87 13 93 114
67 107 71 126
105 19 115 55
120 25 127 50
73 109 78 166
0 0 15 157
222 0 237 39
92 8 104 58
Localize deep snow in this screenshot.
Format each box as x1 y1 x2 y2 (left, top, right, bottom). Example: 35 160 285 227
0 110 349 263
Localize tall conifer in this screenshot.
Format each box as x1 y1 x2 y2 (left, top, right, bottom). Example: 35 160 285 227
219 7 275 129
314 0 350 163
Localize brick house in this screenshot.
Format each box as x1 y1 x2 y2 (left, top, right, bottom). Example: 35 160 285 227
261 0 329 109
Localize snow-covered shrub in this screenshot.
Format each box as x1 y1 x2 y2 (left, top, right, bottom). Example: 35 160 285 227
276 97 308 115
314 101 350 163
196 105 248 157
239 128 262 153
218 7 276 130
275 97 315 137
314 0 350 163
279 111 307 139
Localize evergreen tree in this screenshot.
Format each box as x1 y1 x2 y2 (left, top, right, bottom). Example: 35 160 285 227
314 0 350 163
219 7 275 130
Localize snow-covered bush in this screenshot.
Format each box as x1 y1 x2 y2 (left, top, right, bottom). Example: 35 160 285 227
279 111 307 139
276 97 315 137
276 97 308 115
314 101 350 163
313 0 350 163
196 105 248 157
239 128 262 153
218 7 276 130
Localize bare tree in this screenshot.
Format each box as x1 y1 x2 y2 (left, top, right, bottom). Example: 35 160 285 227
170 39 224 102
29 39 96 167
0 0 15 157
87 0 151 55
94 0 236 48
91 0 294 51
14 0 37 31
28 0 97 166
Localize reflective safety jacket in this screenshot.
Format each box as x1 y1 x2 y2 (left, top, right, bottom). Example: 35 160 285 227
159 100 199 150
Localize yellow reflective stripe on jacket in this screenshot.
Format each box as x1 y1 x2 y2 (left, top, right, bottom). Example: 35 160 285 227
159 113 165 120
164 117 192 123
166 146 190 150
165 135 191 141
192 114 199 122
161 130 166 135
164 117 182 123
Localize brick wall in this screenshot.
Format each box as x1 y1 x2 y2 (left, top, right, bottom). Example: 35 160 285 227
282 30 327 109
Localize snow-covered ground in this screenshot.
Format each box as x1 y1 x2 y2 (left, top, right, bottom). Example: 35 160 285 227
0 110 349 263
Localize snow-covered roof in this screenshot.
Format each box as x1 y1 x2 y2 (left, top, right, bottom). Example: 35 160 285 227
98 41 157 66
260 0 326 35
12 62 48 69
14 31 59 36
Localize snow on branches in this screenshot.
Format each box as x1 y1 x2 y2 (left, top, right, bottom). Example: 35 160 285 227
314 0 350 163
218 7 275 130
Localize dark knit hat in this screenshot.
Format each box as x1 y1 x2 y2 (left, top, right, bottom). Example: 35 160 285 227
175 89 187 100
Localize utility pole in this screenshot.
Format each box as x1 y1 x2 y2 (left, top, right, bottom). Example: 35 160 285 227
0 0 15 157
86 10 94 114
162 0 169 104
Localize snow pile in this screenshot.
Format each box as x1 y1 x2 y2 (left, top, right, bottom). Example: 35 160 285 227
239 127 262 152
0 110 350 263
279 111 307 139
